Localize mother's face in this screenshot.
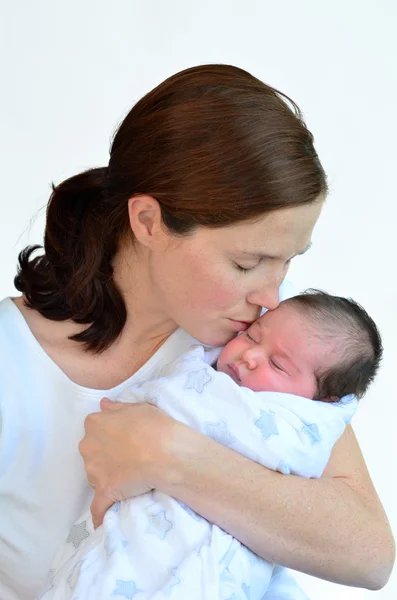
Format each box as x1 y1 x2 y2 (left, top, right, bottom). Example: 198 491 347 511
150 200 323 347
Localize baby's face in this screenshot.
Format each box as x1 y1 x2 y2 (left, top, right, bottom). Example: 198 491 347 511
217 304 327 398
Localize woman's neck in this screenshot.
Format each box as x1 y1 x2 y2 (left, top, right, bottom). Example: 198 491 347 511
12 295 176 389
110 244 179 352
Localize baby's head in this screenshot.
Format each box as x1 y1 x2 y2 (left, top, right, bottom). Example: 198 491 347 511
217 290 383 402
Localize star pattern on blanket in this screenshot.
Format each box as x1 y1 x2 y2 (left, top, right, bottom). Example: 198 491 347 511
195 533 212 555
66 520 90 549
242 583 251 598
220 567 235 583
113 579 142 599
301 422 321 445
146 510 173 540
204 420 236 447
37 569 56 599
163 567 181 596
184 368 212 393
254 410 279 441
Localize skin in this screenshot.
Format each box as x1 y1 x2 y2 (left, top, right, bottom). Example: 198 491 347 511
15 194 395 589
217 304 328 398
111 196 319 349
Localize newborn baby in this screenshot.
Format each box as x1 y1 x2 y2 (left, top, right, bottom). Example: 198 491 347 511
217 289 380 402
38 291 382 600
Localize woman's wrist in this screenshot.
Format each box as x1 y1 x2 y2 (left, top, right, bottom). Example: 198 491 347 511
153 418 210 494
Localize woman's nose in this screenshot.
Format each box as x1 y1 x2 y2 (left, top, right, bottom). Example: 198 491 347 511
247 283 280 312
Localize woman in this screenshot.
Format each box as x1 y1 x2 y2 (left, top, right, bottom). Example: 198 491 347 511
0 64 394 599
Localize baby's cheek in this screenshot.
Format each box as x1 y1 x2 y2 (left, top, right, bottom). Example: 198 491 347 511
246 368 279 393
218 337 244 367
290 377 316 399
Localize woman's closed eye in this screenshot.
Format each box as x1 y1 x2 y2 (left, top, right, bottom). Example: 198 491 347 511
235 262 259 273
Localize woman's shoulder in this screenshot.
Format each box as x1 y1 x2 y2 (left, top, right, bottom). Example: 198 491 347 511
0 296 25 341
0 297 47 377
0 296 52 353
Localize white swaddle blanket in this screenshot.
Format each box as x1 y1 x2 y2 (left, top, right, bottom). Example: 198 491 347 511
39 345 357 600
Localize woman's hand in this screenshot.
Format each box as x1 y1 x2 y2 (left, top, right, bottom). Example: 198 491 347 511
79 398 179 528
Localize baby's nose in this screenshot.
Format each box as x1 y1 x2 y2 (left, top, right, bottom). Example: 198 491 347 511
241 348 258 370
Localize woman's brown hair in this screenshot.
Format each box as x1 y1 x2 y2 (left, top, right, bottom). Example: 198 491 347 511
15 64 328 352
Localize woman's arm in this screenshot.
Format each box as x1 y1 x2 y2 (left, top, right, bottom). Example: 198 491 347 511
83 401 395 590
163 422 395 589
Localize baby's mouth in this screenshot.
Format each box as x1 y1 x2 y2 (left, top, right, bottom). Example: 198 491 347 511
228 362 241 383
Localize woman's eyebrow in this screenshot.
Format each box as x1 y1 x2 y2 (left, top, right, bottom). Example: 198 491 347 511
239 242 312 261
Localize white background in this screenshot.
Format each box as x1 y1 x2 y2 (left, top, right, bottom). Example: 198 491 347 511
0 1 396 597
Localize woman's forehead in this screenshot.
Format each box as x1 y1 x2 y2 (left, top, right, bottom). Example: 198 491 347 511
204 208 317 257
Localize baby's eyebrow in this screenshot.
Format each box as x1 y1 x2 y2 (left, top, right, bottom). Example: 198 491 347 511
239 242 312 261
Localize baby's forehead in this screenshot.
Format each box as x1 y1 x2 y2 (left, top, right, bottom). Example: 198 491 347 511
255 304 325 340
255 303 300 325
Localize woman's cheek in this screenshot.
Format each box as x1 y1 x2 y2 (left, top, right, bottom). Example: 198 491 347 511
204 277 242 308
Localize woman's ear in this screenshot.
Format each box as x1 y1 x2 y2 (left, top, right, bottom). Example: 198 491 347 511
127 194 164 249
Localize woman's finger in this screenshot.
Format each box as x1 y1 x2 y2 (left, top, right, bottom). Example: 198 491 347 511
100 397 124 411
91 491 115 529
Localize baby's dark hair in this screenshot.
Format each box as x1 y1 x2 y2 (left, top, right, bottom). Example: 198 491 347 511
283 289 383 402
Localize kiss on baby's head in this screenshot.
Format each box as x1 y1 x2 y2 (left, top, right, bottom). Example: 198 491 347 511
217 290 383 403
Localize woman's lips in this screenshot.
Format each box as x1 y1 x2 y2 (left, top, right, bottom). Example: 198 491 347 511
229 319 253 332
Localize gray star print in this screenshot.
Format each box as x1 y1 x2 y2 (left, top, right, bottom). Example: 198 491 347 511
254 410 279 441
301 422 321 445
146 510 173 540
204 420 236 447
66 520 90 549
184 368 212 393
113 579 142 599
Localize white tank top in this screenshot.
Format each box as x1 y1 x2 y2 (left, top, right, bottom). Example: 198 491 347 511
0 281 294 599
